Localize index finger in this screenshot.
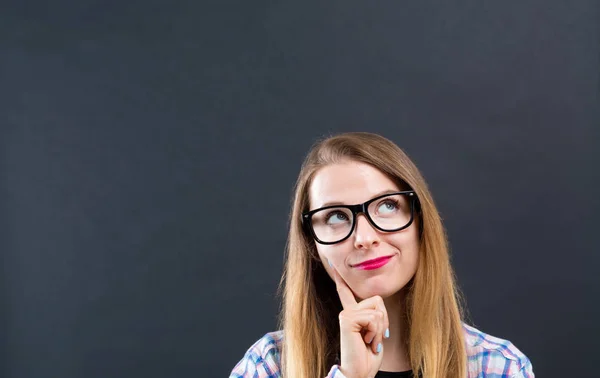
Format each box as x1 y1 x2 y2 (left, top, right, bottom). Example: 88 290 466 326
330 263 358 309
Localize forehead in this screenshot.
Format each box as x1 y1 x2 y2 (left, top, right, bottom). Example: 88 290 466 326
309 161 400 208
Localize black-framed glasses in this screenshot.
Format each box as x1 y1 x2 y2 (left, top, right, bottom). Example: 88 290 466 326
302 191 418 245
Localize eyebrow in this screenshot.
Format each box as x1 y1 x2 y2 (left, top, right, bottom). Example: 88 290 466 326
316 189 401 208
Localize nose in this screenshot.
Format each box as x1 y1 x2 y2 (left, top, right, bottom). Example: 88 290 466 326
353 215 380 250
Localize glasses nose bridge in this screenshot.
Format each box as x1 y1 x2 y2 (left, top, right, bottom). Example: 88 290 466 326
350 202 374 227
349 202 369 218
351 202 381 244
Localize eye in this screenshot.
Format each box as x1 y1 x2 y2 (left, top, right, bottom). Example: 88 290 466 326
325 211 350 225
377 199 399 214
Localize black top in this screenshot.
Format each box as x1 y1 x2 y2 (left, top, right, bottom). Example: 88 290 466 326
375 370 413 378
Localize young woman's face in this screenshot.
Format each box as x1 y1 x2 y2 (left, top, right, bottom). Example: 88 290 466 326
308 161 420 300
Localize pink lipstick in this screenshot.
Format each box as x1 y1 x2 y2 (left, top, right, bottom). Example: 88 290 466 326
353 256 393 270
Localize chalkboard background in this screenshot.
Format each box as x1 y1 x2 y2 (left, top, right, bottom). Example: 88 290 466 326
1 1 599 377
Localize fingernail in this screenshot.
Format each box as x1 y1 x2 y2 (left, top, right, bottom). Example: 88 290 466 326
327 258 332 268
384 328 390 339
377 343 382 353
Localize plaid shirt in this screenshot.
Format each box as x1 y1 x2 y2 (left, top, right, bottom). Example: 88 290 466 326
230 323 534 378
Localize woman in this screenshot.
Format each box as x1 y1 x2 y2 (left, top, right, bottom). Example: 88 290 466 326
230 132 534 378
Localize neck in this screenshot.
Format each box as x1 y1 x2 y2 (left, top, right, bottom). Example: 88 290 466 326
380 288 411 372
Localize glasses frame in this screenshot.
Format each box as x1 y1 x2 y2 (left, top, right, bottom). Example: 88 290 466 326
302 190 418 245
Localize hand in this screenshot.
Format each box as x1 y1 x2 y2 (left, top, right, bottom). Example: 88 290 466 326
331 264 389 378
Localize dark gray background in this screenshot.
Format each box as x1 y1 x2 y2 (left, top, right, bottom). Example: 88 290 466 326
1 1 598 377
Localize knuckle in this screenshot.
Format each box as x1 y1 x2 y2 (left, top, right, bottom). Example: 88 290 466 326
338 310 350 323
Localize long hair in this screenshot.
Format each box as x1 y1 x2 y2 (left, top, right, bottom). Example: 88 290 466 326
278 132 467 378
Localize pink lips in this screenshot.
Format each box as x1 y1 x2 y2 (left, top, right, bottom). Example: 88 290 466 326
353 256 393 270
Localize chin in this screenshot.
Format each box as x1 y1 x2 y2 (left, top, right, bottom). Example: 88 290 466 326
354 284 404 301
352 276 411 301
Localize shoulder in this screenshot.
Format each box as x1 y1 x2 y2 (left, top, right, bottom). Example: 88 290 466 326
462 323 534 377
230 326 534 377
229 331 284 378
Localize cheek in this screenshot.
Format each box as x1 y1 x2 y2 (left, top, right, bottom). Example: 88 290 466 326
385 228 420 259
316 245 335 266
316 246 334 281
316 244 351 276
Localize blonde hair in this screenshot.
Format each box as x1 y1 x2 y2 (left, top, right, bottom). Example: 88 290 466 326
278 132 467 378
